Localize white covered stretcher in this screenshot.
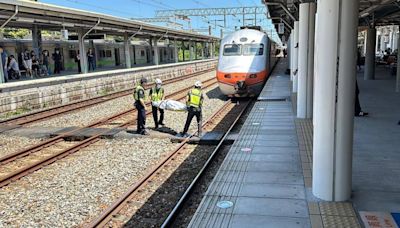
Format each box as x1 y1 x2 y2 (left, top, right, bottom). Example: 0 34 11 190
152 100 187 111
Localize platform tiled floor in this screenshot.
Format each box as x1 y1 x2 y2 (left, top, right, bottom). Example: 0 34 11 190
189 60 312 228
189 59 366 228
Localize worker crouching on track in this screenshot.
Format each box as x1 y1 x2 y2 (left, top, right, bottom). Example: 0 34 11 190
150 78 165 129
180 80 204 137
134 77 149 135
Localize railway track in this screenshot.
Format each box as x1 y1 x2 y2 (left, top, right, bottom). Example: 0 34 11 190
0 78 218 188
0 69 215 130
88 99 251 227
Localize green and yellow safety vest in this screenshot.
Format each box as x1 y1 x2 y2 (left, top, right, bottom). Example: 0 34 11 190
134 85 145 101
188 88 202 108
151 87 164 102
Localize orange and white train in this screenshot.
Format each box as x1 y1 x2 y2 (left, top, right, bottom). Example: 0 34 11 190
217 28 279 97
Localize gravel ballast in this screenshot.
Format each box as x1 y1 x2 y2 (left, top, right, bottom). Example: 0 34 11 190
0 135 43 158
0 83 227 227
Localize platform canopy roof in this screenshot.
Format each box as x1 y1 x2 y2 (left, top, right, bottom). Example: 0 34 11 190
263 0 400 39
0 0 219 42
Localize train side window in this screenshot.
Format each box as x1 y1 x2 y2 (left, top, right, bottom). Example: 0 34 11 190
243 44 264 56
223 44 242 56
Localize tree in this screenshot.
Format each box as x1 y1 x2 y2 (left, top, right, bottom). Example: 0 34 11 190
1 28 30 39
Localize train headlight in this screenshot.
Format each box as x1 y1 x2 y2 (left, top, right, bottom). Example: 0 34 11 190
224 74 232 78
249 74 257 78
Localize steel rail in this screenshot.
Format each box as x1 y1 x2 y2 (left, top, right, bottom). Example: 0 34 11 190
88 100 243 228
161 100 251 227
0 78 218 188
0 76 216 165
0 69 215 127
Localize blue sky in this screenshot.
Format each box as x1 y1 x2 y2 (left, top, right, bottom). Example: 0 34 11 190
40 0 281 43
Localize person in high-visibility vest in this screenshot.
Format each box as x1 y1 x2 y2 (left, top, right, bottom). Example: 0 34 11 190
134 77 148 135
181 80 204 137
149 78 165 129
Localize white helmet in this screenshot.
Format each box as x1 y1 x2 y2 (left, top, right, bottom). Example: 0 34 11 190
155 78 162 85
194 80 202 88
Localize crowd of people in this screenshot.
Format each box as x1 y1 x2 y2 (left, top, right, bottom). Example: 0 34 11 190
0 47 62 82
0 46 98 82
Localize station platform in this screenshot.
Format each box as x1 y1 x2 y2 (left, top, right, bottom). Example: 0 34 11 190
188 60 400 228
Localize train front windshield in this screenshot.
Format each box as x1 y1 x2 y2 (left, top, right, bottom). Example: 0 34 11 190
243 44 264 56
223 44 242 56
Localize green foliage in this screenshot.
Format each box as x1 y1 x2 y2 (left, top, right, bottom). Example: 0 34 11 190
1 28 30 39
98 87 113 96
2 106 31 119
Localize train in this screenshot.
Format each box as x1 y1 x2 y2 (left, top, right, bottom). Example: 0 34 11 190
217 27 280 97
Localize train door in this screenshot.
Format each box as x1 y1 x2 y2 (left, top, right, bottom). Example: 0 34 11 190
146 48 151 63
58 47 65 71
114 48 121 66
160 48 164 63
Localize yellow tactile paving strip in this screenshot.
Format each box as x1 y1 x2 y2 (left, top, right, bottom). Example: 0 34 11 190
295 119 362 228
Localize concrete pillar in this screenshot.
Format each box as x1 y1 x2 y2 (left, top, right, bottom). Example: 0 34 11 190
362 31 367 56
78 29 88 74
153 38 159 65
132 45 137 65
0 49 4 83
32 25 42 57
149 37 154 64
292 21 299 93
364 28 376 80
287 32 292 70
290 31 294 81
124 33 132 68
396 28 400 92
174 39 179 63
297 3 316 119
313 0 359 201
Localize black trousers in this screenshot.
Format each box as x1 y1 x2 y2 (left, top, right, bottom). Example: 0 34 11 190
54 61 61 74
152 106 164 128
77 62 81 73
355 81 361 115
88 59 95 71
136 103 146 133
183 108 202 134
355 93 361 115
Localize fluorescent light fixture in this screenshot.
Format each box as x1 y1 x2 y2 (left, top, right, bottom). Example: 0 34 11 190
361 12 369 17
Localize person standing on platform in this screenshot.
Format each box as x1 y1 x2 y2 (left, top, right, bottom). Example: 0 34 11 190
53 49 62 74
149 78 165 129
134 77 148 135
42 50 50 76
31 51 39 78
75 51 81 73
87 48 95 72
21 49 32 78
180 80 204 137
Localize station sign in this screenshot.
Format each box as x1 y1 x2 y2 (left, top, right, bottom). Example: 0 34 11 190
68 34 106 40
359 211 399 228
